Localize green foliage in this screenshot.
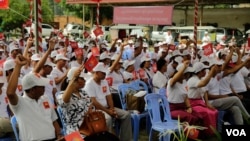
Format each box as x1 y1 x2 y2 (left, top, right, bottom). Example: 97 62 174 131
58 0 90 20
0 0 53 31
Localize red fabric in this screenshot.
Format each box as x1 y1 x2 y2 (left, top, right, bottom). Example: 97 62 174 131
203 43 213 56
84 55 98 72
83 31 90 38
0 0 9 9
0 33 5 40
93 26 104 37
65 131 84 141
106 77 113 86
91 47 100 56
74 48 84 57
189 99 218 136
70 41 79 49
138 69 145 78
169 44 176 51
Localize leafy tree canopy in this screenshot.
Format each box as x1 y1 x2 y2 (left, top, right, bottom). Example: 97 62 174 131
0 0 53 31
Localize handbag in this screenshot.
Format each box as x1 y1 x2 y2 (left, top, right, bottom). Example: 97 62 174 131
79 110 107 136
125 89 147 113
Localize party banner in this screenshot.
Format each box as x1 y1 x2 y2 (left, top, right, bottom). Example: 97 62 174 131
113 6 173 25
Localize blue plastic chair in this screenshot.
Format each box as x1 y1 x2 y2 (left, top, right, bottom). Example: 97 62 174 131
10 116 19 141
158 88 167 98
144 93 180 141
0 137 13 141
57 107 67 136
117 82 150 141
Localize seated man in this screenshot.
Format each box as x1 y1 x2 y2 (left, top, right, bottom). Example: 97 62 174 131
84 62 132 141
6 54 62 141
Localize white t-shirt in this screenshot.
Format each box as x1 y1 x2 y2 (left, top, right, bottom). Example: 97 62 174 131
84 78 111 108
134 53 143 71
0 87 8 118
106 69 124 90
230 69 247 93
165 34 173 44
187 75 205 99
152 71 168 93
69 60 82 68
166 62 176 78
167 79 188 103
44 75 57 105
219 72 232 95
50 67 67 92
10 94 57 141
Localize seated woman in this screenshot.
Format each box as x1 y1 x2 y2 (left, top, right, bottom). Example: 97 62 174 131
187 62 218 136
138 55 154 93
56 67 119 141
167 61 202 125
152 58 168 93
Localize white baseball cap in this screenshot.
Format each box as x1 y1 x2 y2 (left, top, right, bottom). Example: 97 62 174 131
50 50 57 58
31 53 41 61
176 63 194 73
193 62 209 73
123 60 135 70
22 73 49 90
9 44 19 53
93 62 108 73
140 55 151 63
123 71 133 80
3 59 15 71
100 52 111 60
128 40 134 44
55 54 69 61
67 67 90 82
44 59 55 67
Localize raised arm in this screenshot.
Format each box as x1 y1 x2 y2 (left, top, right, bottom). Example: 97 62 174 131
109 38 118 53
169 60 190 87
33 38 56 73
109 43 125 73
197 65 216 88
62 66 83 103
23 38 33 59
6 55 28 105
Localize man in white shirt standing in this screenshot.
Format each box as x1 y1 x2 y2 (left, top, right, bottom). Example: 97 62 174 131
84 62 132 141
165 30 173 45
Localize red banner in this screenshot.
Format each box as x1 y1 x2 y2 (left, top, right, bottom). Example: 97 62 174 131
83 31 90 39
113 6 173 25
203 43 213 56
0 0 9 9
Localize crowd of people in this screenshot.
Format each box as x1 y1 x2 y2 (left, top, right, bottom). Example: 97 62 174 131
0 29 250 140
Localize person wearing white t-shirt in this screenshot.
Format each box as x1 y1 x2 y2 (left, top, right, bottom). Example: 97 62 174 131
84 62 132 141
167 61 201 125
187 62 217 136
51 54 69 92
69 50 84 68
165 30 173 44
202 31 211 44
6 55 62 141
206 61 250 125
0 76 13 138
152 59 168 93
